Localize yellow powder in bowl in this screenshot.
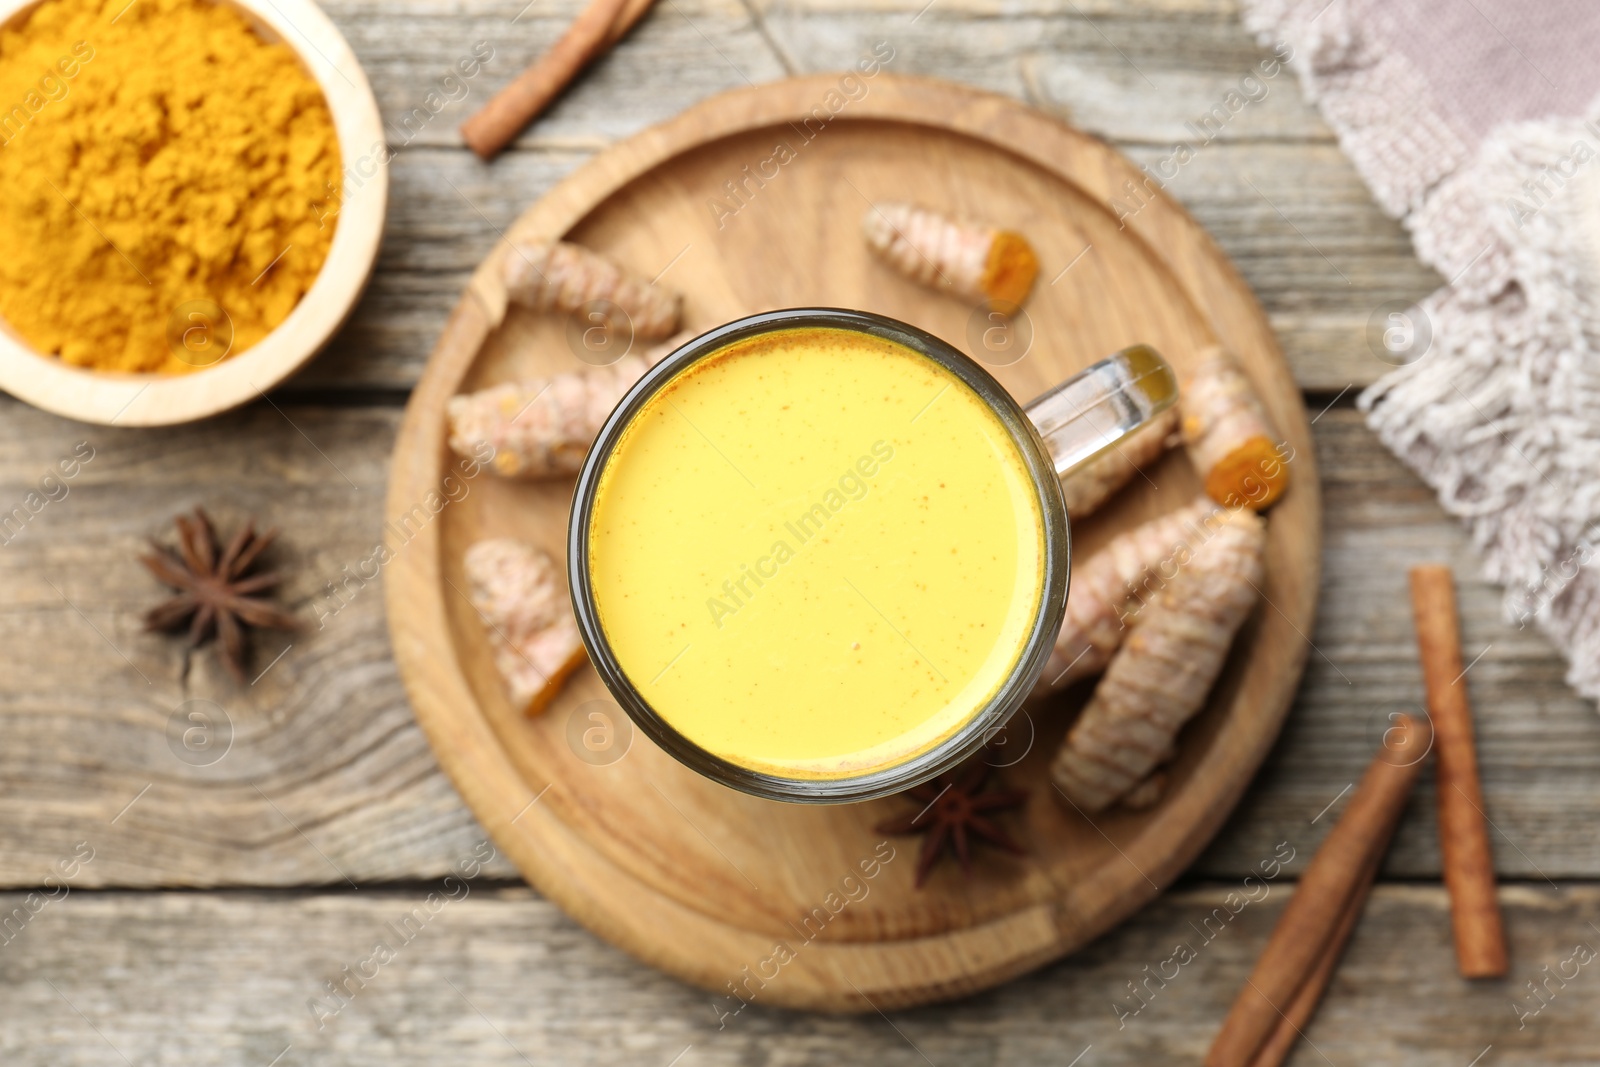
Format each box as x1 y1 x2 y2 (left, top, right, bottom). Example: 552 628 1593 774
0 0 342 374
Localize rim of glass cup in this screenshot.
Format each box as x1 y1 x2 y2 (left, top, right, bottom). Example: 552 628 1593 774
567 308 1071 804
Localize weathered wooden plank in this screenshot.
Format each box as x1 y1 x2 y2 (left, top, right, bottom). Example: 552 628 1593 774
335 0 786 150
332 0 1300 144
766 0 1243 15
1120 142 1440 392
0 401 515 887
751 2 1324 144
0 398 1593 887
0 883 1593 1064
258 1 1426 393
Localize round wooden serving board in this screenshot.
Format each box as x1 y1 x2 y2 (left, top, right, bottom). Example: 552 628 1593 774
387 74 1321 1012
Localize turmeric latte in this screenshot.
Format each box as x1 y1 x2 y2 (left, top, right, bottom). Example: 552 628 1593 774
0 0 340 373
587 327 1048 779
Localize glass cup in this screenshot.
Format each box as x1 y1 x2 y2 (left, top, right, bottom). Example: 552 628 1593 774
568 308 1177 803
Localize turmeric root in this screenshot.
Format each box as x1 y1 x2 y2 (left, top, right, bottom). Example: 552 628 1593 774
861 202 1039 307
464 538 587 716
503 241 682 340
1060 408 1179 519
1121 771 1167 811
447 331 691 479
1032 496 1221 697
1051 506 1266 812
1180 345 1289 511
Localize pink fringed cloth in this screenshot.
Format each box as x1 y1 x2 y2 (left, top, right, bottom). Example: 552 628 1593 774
1246 0 1600 700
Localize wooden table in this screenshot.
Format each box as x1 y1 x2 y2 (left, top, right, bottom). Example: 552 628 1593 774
3 1 1595 1062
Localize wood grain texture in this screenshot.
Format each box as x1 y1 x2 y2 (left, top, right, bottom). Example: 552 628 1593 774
281 0 1434 393
385 73 1321 1010
0 398 518 889
2 883 1596 1064
0 402 1596 889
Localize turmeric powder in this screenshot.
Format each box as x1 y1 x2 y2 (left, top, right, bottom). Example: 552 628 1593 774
0 0 341 374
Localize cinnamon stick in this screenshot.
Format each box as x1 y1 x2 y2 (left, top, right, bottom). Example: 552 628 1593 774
1244 791 1396 1067
598 0 657 47
1206 715 1431 1067
1410 564 1508 978
461 0 654 160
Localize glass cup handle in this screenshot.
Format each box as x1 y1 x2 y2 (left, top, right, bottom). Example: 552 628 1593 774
1024 344 1179 480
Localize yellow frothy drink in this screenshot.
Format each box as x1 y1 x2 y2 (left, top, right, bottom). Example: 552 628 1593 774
586 326 1048 780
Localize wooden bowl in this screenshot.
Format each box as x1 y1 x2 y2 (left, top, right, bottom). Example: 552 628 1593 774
0 0 386 427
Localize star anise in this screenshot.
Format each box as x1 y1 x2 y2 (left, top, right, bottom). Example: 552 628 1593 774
140 508 296 681
875 759 1028 887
